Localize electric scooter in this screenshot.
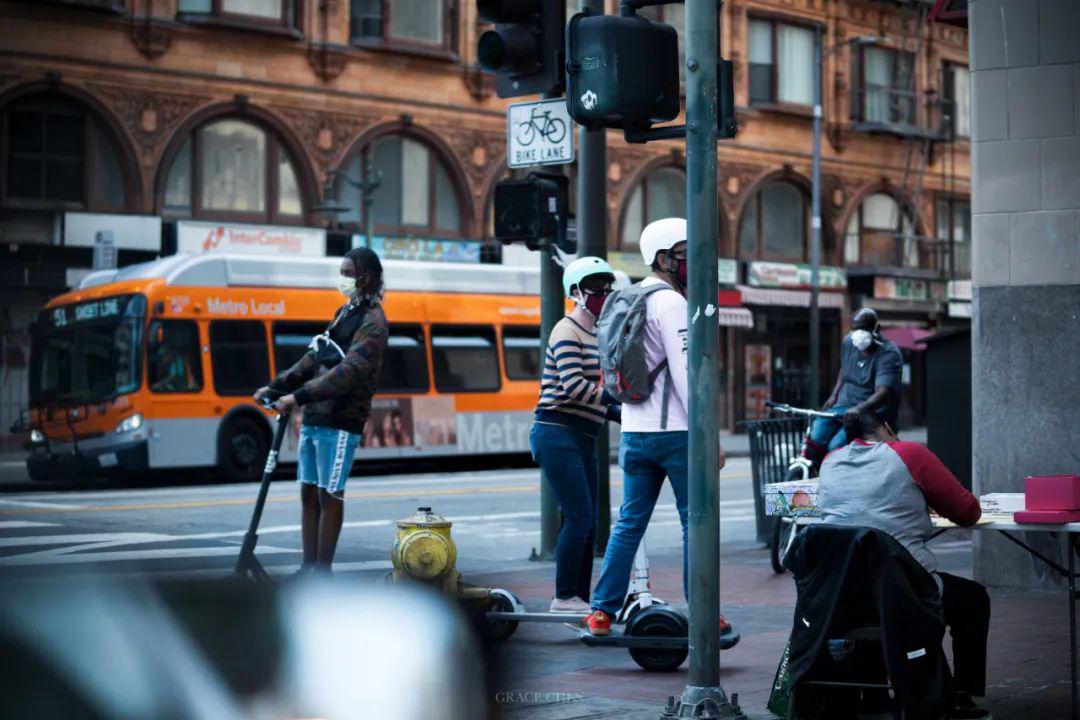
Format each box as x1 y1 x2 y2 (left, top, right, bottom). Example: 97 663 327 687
484 541 740 672
234 392 288 583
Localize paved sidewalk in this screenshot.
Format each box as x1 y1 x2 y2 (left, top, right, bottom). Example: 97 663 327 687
473 540 1073 720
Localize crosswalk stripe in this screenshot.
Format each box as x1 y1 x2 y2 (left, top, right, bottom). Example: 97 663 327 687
0 521 58 529
0 545 299 566
0 532 173 548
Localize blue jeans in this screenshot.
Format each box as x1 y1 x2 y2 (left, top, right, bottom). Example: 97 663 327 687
591 431 689 615
806 404 852 461
530 422 599 601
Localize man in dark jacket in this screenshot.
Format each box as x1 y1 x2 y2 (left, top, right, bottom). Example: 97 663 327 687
255 247 388 572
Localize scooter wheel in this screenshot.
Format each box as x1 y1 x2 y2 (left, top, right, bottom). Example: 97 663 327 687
626 607 688 672
484 592 519 642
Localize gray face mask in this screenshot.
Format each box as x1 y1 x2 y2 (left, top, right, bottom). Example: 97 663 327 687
851 329 874 351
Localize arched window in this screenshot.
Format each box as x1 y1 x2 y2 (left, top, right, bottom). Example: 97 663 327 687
337 134 464 240
161 118 304 223
845 192 922 267
2 94 127 211
738 181 809 262
620 166 685 251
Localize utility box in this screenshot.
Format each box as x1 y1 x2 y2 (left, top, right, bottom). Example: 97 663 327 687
923 327 971 490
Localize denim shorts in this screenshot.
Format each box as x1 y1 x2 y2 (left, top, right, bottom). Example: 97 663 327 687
297 424 360 495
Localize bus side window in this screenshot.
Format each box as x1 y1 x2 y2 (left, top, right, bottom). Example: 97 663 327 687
209 320 270 396
502 326 541 380
148 320 203 393
430 325 501 393
272 322 325 375
378 324 429 394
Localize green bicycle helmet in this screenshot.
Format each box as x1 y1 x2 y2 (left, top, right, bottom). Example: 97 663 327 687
562 256 616 298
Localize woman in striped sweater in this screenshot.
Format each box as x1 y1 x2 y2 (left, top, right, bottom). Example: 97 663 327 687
530 256 620 614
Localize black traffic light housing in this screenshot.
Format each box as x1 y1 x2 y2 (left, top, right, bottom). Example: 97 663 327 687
478 0 565 99
493 172 570 251
565 11 680 133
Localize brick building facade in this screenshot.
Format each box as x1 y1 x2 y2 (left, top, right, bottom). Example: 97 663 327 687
0 0 969 447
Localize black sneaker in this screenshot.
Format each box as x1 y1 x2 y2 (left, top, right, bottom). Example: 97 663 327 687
947 693 992 720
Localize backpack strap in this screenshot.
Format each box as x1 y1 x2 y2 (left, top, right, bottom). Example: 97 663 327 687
660 366 671 430
646 358 669 386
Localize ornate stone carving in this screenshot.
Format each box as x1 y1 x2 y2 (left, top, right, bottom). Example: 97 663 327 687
129 18 176 60
307 43 349 84
90 85 207 163
440 127 505 199
717 161 766 217
278 107 377 172
462 64 495 102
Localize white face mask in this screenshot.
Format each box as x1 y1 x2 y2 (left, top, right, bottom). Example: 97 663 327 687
337 275 357 298
851 329 874 351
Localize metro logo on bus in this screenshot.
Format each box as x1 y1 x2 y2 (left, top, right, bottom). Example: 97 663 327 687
206 298 286 317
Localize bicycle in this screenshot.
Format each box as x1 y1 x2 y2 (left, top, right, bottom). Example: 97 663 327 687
762 401 843 574
515 107 567 146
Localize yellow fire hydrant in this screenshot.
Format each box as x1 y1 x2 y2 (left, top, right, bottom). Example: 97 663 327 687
391 506 460 595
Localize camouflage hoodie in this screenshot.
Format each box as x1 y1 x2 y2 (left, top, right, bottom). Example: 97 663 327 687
269 299 388 435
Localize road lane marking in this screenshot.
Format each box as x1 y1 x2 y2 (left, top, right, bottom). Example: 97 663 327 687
0 499 86 510
0 532 173 548
0 545 299 566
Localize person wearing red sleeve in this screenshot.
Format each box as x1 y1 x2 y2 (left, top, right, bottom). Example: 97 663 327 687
818 410 991 720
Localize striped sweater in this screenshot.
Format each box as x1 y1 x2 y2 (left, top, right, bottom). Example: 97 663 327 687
534 317 607 435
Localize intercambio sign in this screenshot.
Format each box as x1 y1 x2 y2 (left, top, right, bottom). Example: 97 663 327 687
176 221 326 257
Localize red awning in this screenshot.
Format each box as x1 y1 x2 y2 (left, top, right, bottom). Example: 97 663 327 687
881 326 933 351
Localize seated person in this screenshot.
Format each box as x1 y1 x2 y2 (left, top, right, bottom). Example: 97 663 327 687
818 410 991 720
150 343 197 392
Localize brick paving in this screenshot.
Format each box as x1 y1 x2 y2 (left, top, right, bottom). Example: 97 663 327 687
472 541 1075 720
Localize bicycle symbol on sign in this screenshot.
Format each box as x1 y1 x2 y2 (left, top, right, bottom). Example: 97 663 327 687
515 107 567 147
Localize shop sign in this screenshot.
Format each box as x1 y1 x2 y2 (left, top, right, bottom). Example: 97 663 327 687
65 212 162 252
948 301 972 319
177 221 326 257
354 235 481 263
718 258 738 285
948 279 972 301
608 251 739 284
874 276 929 301
748 261 846 289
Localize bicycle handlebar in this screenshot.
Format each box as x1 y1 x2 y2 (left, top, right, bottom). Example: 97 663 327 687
764 400 842 420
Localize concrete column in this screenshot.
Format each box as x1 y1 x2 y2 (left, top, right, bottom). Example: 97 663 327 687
969 0 1080 588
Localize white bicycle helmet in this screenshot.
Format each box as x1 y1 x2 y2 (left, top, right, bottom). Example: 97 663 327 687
639 217 687 266
562 256 616 298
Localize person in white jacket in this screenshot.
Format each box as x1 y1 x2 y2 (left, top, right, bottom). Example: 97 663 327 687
583 218 732 640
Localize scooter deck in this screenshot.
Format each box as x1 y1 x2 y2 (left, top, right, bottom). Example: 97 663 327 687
579 629 742 651
487 610 587 623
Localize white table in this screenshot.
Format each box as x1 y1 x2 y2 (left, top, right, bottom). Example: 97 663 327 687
778 514 1080 719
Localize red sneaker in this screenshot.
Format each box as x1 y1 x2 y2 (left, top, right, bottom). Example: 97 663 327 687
583 610 611 636
719 614 733 634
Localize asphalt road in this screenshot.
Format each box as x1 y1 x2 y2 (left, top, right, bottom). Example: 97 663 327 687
0 457 759 582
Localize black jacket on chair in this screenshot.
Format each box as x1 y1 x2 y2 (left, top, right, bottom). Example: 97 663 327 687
785 525 951 720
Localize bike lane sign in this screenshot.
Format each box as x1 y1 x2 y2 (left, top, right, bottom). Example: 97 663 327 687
506 98 574 169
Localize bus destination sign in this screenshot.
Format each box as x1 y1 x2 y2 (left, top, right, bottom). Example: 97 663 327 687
51 297 124 328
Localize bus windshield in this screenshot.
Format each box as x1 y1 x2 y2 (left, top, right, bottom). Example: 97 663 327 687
30 294 146 406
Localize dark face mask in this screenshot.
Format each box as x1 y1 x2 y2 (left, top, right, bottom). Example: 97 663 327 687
583 291 609 317
676 259 688 285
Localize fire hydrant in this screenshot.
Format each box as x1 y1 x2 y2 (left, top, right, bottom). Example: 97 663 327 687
391 506 460 595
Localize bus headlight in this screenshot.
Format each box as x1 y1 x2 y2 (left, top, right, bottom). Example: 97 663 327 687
115 413 143 434
30 429 45 443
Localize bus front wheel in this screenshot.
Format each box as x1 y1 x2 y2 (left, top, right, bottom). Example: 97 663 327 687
218 416 269 483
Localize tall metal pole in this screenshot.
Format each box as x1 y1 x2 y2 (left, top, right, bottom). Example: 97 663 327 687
535 93 565 562
578 0 610 556
809 26 823 408
667 1 743 717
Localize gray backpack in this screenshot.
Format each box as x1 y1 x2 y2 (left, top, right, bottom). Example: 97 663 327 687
596 282 675 428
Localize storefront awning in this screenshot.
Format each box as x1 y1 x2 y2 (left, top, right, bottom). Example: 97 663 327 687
716 307 754 328
737 285 846 309
881 326 933 351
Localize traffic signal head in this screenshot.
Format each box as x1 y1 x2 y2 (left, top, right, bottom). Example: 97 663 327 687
566 12 680 132
478 0 565 99
493 173 569 251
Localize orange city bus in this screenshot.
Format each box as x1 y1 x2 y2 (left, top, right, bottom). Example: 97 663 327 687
21 253 556 482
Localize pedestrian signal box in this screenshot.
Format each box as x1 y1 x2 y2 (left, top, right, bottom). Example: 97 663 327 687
565 12 680 133
493 173 569 251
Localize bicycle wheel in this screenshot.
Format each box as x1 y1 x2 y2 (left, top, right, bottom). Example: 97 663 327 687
771 517 797 574
544 117 567 144
515 121 536 146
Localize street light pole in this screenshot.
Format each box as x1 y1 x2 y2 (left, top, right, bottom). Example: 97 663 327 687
578 0 610 556
809 25 823 408
666 0 745 717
